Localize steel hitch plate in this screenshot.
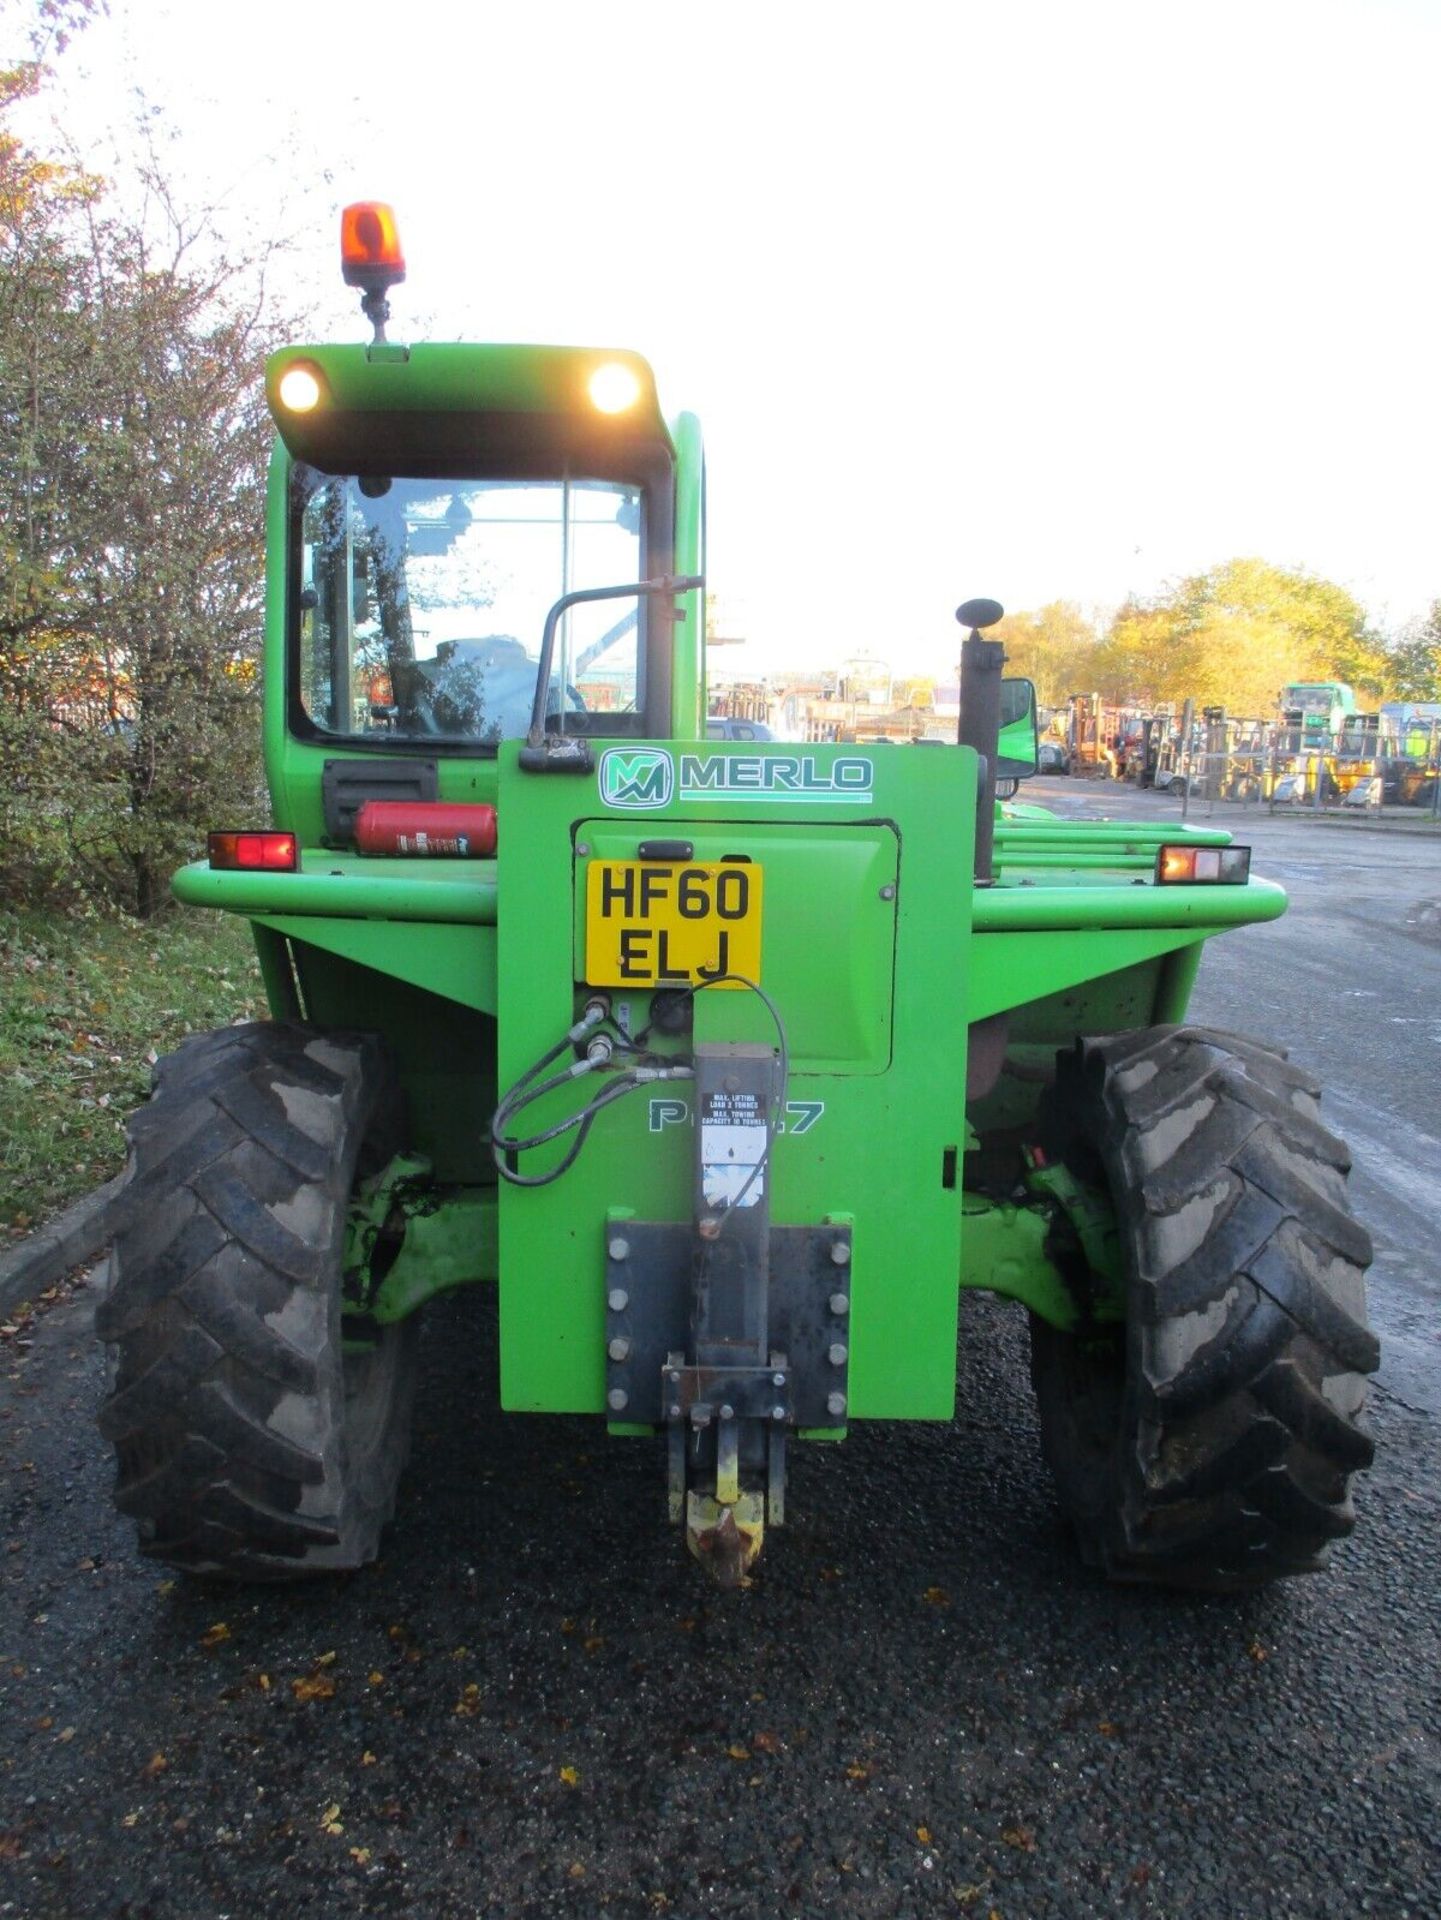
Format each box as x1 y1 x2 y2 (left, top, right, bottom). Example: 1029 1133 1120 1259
604 1039 852 1586
604 1227 852 1430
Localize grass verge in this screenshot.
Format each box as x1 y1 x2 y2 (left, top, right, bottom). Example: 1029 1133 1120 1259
0 905 266 1240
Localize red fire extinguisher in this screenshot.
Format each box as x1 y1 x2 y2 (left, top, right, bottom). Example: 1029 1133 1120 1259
353 800 498 858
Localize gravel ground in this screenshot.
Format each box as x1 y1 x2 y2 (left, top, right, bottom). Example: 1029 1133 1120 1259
1 1277 1435 1920
3 796 1438 1920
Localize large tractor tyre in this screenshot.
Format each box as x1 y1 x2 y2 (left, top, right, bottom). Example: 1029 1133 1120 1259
1030 1025 1377 1591
97 1021 419 1580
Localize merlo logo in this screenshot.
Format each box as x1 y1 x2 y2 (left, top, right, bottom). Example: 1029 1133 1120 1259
598 748 673 810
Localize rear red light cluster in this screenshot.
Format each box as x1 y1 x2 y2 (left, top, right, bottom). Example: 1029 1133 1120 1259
1155 844 1251 885
208 831 299 873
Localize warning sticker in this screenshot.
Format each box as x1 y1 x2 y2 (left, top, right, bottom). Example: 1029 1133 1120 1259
700 1088 767 1209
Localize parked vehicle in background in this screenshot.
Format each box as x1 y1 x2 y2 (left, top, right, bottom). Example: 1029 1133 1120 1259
1279 681 1356 745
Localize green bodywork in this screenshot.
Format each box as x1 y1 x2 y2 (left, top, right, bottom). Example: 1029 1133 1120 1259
170 331 1286 1439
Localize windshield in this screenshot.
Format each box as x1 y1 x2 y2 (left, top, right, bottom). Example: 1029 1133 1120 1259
1283 685 1350 723
293 474 645 745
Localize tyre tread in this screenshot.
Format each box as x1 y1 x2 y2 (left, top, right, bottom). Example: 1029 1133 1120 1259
99 1019 414 1580
1033 1023 1375 1590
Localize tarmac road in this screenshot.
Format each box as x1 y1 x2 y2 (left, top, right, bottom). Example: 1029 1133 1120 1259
1 792 1437 1920
1042 779 1441 1422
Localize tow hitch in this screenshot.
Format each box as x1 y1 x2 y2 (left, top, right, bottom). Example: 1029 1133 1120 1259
603 1042 853 1586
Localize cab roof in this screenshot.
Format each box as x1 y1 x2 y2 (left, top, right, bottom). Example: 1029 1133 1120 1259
265 342 676 484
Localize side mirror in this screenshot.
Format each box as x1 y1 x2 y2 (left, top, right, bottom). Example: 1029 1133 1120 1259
996 677 1039 780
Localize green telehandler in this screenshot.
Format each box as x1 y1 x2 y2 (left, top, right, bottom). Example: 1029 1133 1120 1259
97 206 1375 1591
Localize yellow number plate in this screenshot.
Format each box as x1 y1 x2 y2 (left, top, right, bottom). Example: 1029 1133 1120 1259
585 861 763 989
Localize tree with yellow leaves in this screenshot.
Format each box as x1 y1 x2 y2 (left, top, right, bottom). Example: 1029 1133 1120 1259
1092 560 1384 715
991 601 1100 708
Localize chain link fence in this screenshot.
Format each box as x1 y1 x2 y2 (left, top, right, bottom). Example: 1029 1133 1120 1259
1173 723 1441 821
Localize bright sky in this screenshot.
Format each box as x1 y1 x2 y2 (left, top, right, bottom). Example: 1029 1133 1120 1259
20 0 1441 677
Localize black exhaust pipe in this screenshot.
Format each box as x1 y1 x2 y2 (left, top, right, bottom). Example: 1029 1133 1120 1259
956 598 1005 884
